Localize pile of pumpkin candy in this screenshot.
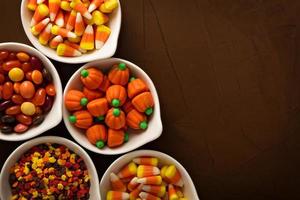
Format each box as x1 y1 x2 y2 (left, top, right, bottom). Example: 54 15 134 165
64 63 154 149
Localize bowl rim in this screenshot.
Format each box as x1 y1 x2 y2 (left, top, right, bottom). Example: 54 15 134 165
0 42 62 141
20 0 122 64
99 149 200 200
0 136 100 199
63 58 163 155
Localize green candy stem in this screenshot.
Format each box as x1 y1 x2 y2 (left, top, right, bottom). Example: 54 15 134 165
113 108 121 117
118 63 126 70
140 121 148 129
145 107 153 116
111 99 120 107
81 69 89 78
69 115 76 123
80 97 88 106
124 132 129 142
96 140 105 149
129 77 136 82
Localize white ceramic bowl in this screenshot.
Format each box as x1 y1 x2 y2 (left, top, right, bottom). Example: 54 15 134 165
63 58 162 155
20 0 121 64
100 150 200 199
0 136 101 199
0 42 62 141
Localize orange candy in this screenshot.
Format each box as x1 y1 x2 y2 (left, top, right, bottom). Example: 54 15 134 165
20 81 35 99
31 70 43 85
32 88 46 106
45 83 56 96
2 82 14 100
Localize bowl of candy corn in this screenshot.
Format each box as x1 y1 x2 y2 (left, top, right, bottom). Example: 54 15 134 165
21 0 121 63
100 150 200 200
63 58 162 155
0 136 101 199
0 42 62 141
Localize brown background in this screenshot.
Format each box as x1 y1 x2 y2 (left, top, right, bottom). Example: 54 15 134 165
1 0 300 199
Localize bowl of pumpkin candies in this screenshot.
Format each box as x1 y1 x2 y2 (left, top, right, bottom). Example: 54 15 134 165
63 58 162 155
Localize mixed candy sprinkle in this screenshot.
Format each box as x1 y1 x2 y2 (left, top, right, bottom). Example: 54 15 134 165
9 143 90 200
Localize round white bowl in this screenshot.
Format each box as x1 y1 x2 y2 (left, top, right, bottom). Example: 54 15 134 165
0 42 62 141
20 0 121 64
63 58 162 155
100 150 200 199
0 136 101 199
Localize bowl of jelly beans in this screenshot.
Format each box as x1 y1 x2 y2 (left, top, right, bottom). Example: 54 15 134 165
0 136 101 199
100 150 200 200
0 42 62 141
20 0 121 64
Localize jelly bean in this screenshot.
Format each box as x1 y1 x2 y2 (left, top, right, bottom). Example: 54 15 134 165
20 81 35 99
0 74 5 84
0 100 13 112
42 67 52 82
31 70 43 85
0 51 9 60
16 114 32 126
16 52 30 62
0 126 13 134
32 115 45 125
13 82 21 94
30 56 42 70
2 81 13 100
12 94 24 105
21 62 32 73
3 60 21 71
8 52 16 60
42 96 53 112
25 71 33 81
14 123 29 133
21 102 36 116
1 115 16 124
5 105 21 115
35 106 43 116
45 84 56 96
9 68 24 82
32 88 46 106
0 85 3 99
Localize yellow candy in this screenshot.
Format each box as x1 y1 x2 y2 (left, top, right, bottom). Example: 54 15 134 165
99 0 118 13
92 10 109 25
21 102 36 116
8 68 24 82
68 35 81 43
60 1 71 11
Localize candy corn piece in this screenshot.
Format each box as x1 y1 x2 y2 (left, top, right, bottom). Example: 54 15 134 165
168 185 178 200
75 13 85 36
160 166 168 180
139 192 161 200
164 165 183 187
107 191 130 200
51 25 77 38
60 0 72 11
38 23 52 45
92 10 109 25
80 25 94 50
27 0 37 11
100 0 118 13
31 17 50 36
37 0 46 4
49 35 63 48
110 172 127 192
142 185 166 198
49 0 61 21
133 157 159 167
57 43 82 57
68 35 81 43
118 162 137 179
71 1 92 19
66 10 77 30
137 176 162 186
88 0 103 12
127 177 139 191
54 10 65 27
95 25 111 49
31 3 49 26
137 165 160 178
129 184 143 200
64 40 87 53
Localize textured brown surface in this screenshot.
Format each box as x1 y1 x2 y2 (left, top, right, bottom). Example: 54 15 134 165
1 0 300 199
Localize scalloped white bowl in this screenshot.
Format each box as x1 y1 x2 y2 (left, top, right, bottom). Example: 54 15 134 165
20 0 121 64
0 136 101 199
100 150 200 199
0 42 62 141
63 58 162 155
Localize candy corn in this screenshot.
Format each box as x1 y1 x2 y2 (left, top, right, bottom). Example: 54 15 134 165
100 0 118 13
160 166 168 180
133 157 159 167
60 0 72 11
49 35 63 49
51 25 76 38
129 184 143 200
95 25 111 49
164 165 183 187
31 3 49 26
142 185 166 198
71 1 92 19
127 177 139 191
68 35 81 43
88 0 103 12
37 0 46 4
139 192 161 200
75 13 85 36
137 176 162 186
80 25 94 50
38 23 52 45
49 0 61 21
56 43 82 57
55 10 65 27
64 40 87 53
27 0 37 11
107 191 130 200
168 185 178 200
31 17 50 36
92 10 109 25
118 162 137 179
137 165 160 178
66 10 77 30
110 172 127 192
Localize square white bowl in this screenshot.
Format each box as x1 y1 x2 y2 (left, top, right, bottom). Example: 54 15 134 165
63 58 163 155
20 0 121 64
0 42 62 141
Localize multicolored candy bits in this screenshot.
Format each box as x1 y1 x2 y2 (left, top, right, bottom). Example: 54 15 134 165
26 0 118 57
9 143 90 199
106 157 187 200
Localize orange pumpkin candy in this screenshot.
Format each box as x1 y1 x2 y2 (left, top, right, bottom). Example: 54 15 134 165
65 90 88 111
69 110 93 129
132 92 154 115
105 108 126 129
87 98 109 118
108 63 130 86
80 68 104 90
127 78 148 99
126 109 148 130
106 85 127 107
86 124 107 149
107 128 129 148
83 87 103 101
99 75 111 92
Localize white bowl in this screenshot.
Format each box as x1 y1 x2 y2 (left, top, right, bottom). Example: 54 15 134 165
0 42 62 141
0 136 101 199
20 0 121 64
100 150 200 200
63 58 162 155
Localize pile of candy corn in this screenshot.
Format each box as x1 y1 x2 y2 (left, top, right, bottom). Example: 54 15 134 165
27 0 118 57
106 157 187 200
